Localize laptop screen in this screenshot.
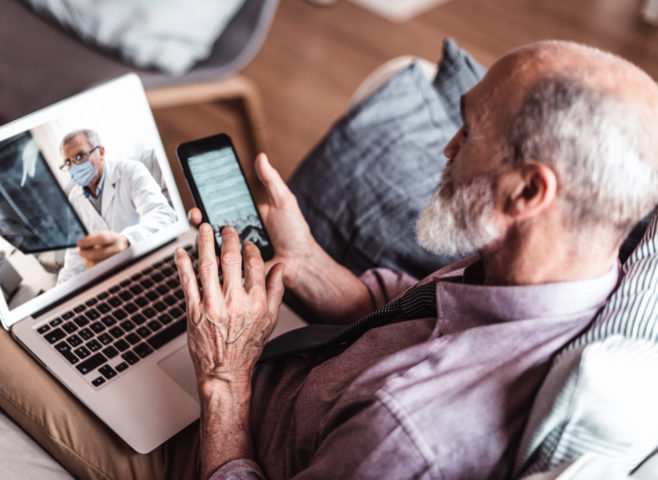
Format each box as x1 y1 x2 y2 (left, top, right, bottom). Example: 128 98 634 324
0 74 189 329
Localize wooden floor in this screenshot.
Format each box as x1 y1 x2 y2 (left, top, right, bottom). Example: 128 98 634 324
152 0 658 210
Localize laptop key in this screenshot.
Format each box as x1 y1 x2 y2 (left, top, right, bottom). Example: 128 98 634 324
158 313 173 325
135 296 149 308
87 339 102 352
97 302 111 314
124 302 138 314
147 319 187 350
114 339 130 352
101 316 117 327
73 305 86 313
99 364 117 380
98 333 113 345
74 346 91 359
79 328 94 340
37 324 51 334
109 286 120 294
85 308 100 320
132 313 147 325
126 332 141 345
45 328 66 344
145 291 159 302
119 291 132 302
121 351 140 365
156 285 169 295
169 306 184 319
147 320 162 332
113 309 128 321
76 353 106 374
102 345 119 359
143 307 157 318
137 326 151 339
67 334 83 346
62 321 78 334
85 298 98 307
109 326 125 339
90 322 105 334
120 279 131 288
92 377 105 387
98 292 109 300
134 343 153 358
55 342 79 364
120 320 136 331
73 315 89 327
164 295 177 306
129 284 144 295
115 362 129 372
62 311 75 320
153 301 167 312
49 318 63 327
108 296 122 307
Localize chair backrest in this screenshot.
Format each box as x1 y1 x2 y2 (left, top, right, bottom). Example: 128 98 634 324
0 0 278 122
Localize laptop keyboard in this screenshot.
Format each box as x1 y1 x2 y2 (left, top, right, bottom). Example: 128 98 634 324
36 245 198 388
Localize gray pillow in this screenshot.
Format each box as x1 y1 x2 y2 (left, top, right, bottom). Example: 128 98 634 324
288 38 485 280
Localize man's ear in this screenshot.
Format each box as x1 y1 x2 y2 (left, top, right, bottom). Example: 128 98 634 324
99 146 105 160
499 162 557 220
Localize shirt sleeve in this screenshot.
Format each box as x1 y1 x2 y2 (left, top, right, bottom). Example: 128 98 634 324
208 397 432 480
208 459 266 480
359 268 418 309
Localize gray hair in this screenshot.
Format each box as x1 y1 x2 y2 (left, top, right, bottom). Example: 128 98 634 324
504 76 658 234
60 128 101 151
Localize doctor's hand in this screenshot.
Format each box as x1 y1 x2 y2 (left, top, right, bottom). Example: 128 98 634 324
187 153 317 290
77 231 129 268
175 223 284 385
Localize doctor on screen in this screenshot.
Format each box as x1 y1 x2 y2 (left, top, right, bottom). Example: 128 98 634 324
57 129 176 284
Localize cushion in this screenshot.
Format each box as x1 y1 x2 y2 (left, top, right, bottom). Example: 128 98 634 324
514 337 658 478
23 0 245 75
288 38 486 280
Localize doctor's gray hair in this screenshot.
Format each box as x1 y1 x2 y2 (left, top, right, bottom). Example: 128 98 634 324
503 75 658 234
60 128 102 150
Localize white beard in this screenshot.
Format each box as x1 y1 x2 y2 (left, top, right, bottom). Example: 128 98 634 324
416 171 504 257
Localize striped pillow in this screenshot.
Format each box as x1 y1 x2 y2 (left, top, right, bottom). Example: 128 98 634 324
515 208 658 477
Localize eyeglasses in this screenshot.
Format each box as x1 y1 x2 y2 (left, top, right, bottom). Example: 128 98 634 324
59 146 100 171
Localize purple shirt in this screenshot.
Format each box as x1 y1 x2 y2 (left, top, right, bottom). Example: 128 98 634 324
211 256 619 480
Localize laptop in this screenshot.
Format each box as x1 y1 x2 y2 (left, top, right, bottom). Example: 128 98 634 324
0 73 306 453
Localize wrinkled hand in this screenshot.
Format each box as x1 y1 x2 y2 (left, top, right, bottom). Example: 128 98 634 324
175 223 284 386
187 153 316 289
78 231 129 268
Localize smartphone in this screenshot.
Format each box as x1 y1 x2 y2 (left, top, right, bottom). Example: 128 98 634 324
177 133 274 262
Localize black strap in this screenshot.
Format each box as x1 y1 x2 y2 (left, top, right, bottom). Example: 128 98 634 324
259 281 438 362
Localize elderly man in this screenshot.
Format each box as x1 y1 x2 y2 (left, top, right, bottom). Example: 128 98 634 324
175 40 658 479
57 129 177 283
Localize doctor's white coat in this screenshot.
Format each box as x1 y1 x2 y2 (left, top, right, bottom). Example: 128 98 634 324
57 158 177 284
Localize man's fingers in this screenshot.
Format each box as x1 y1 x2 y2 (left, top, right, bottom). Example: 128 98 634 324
265 263 285 315
243 242 265 294
255 153 288 208
197 223 223 308
174 247 201 315
187 208 203 228
220 226 243 291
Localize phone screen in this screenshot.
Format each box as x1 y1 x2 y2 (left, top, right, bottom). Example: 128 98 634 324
186 147 272 258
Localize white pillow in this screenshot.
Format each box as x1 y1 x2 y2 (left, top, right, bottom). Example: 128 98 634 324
24 0 245 75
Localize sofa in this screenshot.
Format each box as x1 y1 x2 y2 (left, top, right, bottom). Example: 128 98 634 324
1 34 658 479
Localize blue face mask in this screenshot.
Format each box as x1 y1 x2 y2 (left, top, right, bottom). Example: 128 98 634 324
70 161 97 187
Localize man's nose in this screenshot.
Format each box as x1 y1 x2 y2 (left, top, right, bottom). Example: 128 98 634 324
443 127 462 159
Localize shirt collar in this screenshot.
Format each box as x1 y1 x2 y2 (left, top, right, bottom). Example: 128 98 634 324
428 255 619 326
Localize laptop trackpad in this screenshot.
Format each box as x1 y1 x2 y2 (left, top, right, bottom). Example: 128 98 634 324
158 346 199 402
